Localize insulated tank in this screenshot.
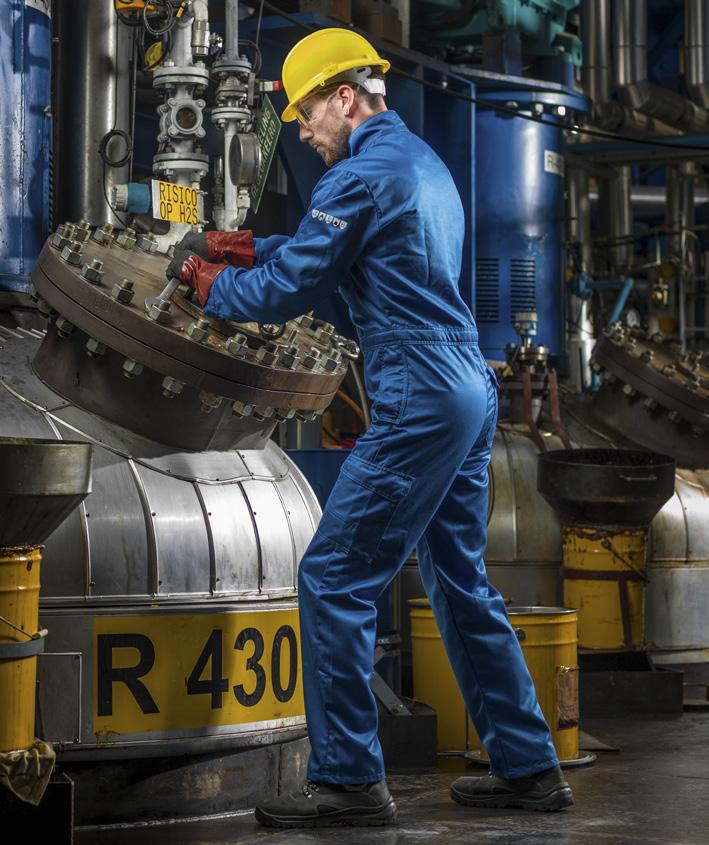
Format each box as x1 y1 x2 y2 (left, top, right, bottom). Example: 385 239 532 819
0 0 52 292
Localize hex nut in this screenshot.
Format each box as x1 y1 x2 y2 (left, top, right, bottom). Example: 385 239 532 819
225 333 248 357
640 350 654 363
256 342 279 366
36 298 56 321
55 316 75 338
297 313 315 330
148 300 171 324
162 376 184 398
111 279 135 304
322 351 343 374
253 405 275 421
278 345 300 369
232 400 255 417
662 364 677 377
116 228 137 250
74 220 92 242
275 408 297 421
187 319 210 344
622 384 636 398
199 391 223 413
122 358 144 378
643 397 657 411
137 233 159 253
81 259 104 284
301 347 322 370
86 337 106 358
314 321 335 342
296 410 318 422
92 223 115 245
651 332 664 345
667 410 681 424
61 241 83 265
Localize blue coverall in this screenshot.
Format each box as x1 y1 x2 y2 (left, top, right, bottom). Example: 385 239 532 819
205 110 558 783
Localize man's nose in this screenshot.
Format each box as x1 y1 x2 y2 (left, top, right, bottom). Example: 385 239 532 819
299 124 313 142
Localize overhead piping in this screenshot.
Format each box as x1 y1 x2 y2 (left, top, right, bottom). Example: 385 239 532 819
614 0 709 134
580 0 678 137
685 0 709 108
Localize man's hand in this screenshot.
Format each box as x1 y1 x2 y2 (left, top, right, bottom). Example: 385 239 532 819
175 230 256 269
166 248 225 307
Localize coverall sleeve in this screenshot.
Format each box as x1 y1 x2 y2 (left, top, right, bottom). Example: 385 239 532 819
204 169 378 324
254 234 290 265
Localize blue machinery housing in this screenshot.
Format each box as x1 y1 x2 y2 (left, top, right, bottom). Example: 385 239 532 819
0 1 52 293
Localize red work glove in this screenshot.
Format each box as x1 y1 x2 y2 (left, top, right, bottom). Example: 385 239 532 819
166 248 225 307
176 230 256 269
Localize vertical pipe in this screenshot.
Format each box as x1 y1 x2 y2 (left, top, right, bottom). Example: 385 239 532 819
686 0 709 108
53 0 132 225
225 0 240 60
566 170 595 390
610 166 633 272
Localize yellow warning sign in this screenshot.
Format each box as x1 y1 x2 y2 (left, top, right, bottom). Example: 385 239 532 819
151 179 202 225
93 609 303 735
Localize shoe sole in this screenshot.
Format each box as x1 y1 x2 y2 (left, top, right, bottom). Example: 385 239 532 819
255 799 397 829
450 784 574 813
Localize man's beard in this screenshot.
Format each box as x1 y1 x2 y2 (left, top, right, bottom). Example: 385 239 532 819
321 123 351 167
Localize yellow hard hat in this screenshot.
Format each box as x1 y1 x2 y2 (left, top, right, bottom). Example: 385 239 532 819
281 28 391 123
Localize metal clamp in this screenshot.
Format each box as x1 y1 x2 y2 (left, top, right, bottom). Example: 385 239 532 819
0 631 47 660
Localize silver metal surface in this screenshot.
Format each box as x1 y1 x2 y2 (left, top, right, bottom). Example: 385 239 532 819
53 0 132 224
686 0 709 108
484 428 566 606
0 333 320 603
646 470 709 659
613 0 709 133
0 327 318 756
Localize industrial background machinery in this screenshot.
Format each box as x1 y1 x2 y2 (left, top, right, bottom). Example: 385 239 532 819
1 0 708 833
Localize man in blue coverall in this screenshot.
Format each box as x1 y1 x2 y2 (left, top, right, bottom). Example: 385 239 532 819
167 27 574 829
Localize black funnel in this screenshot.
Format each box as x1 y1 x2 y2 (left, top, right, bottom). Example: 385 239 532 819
0 438 93 547
537 449 675 527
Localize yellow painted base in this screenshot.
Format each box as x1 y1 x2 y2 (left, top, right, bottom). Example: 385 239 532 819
563 526 647 650
410 602 580 763
0 547 42 752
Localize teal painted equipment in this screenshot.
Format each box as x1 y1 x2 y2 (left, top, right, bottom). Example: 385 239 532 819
413 0 582 73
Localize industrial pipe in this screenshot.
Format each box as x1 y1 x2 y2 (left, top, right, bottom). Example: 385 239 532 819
580 0 678 137
614 0 709 134
686 0 709 108
589 185 709 213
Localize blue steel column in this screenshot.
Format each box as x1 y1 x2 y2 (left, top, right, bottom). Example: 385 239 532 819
0 1 52 293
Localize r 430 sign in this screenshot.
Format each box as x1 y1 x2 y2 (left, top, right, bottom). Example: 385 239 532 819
93 610 304 736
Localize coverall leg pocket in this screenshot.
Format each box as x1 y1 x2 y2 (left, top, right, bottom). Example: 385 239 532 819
317 453 414 564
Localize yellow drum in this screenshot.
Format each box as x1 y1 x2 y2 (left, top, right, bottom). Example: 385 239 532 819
410 601 584 765
562 525 647 650
0 547 43 752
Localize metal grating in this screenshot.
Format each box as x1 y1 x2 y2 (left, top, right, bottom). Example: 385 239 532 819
510 258 536 320
475 258 500 323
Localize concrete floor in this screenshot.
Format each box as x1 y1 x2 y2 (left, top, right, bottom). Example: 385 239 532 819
75 714 709 845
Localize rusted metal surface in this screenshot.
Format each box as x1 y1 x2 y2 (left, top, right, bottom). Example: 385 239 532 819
30 231 353 450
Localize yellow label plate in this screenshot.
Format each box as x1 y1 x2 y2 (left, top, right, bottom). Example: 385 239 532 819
151 179 203 225
93 609 303 735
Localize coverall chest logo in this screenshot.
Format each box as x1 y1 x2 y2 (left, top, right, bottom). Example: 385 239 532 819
311 208 348 229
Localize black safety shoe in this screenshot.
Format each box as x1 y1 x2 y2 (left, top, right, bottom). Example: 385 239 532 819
451 764 574 812
255 779 397 828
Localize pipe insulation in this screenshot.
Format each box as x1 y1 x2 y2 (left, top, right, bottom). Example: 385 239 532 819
614 0 709 134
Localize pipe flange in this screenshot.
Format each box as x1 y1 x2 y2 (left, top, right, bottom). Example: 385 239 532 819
212 56 252 77
153 65 210 90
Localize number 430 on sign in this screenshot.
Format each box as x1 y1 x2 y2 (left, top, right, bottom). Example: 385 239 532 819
93 610 304 735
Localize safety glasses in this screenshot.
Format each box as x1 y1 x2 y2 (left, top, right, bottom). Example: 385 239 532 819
294 88 338 127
